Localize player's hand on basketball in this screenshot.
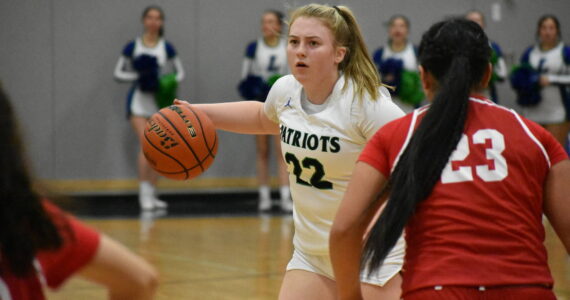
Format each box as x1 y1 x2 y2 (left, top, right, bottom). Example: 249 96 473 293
173 98 192 108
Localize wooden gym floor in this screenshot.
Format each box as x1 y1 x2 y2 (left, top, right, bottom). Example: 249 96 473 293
47 193 570 300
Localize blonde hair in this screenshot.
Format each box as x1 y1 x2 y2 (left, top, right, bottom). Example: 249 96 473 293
289 4 381 100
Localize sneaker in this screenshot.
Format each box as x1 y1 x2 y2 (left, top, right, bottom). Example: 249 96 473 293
258 196 271 211
280 197 293 212
152 198 168 209
139 195 154 210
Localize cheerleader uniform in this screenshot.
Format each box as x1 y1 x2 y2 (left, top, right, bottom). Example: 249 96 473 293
114 37 185 118
520 42 570 124
240 37 288 101
373 42 421 113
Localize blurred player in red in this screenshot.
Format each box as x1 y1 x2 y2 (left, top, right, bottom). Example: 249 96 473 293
0 84 158 299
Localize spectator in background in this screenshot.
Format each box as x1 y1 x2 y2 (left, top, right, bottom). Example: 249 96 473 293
114 5 185 210
238 10 292 212
373 15 424 113
0 84 158 300
466 10 508 103
517 15 570 147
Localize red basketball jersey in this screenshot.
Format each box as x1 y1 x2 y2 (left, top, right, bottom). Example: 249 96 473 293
0 201 100 300
360 96 568 295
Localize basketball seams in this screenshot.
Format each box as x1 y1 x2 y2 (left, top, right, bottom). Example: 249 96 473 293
208 134 218 156
187 106 217 159
157 110 205 172
143 131 189 180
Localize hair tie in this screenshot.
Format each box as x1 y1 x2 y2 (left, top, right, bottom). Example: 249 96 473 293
333 5 346 20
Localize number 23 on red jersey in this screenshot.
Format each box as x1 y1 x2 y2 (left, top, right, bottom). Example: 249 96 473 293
441 129 508 184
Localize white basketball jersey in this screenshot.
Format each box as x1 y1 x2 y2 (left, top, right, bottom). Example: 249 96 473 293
265 75 405 255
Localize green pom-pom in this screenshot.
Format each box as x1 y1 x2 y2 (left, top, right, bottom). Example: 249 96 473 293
490 48 499 65
155 73 178 109
489 48 500 84
267 74 283 87
399 71 424 105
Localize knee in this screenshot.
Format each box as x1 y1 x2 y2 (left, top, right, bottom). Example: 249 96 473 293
138 269 159 296
121 268 159 299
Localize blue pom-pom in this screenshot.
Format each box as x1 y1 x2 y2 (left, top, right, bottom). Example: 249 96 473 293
133 55 158 72
133 55 159 92
379 58 403 95
510 64 541 106
563 46 570 65
238 75 270 100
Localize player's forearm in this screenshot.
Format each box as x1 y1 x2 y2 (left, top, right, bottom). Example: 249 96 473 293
241 58 253 79
546 74 570 85
330 226 365 300
190 101 279 135
113 56 138 82
80 236 158 300
495 58 507 80
544 160 570 254
172 57 185 82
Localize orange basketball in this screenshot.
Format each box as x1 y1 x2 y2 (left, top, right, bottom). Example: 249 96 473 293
142 104 218 180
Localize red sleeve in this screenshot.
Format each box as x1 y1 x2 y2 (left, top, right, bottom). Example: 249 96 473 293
359 116 411 177
36 201 101 289
523 119 569 166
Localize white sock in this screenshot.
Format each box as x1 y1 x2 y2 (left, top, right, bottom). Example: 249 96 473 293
259 185 270 201
279 185 291 201
139 181 155 210
140 181 155 197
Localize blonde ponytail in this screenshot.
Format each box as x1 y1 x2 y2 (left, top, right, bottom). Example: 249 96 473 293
289 4 381 100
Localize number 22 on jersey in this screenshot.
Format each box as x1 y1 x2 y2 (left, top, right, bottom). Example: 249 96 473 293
441 129 508 183
285 152 333 190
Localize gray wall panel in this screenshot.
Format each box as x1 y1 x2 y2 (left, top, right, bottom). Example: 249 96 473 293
1 0 569 185
0 0 55 178
53 0 136 179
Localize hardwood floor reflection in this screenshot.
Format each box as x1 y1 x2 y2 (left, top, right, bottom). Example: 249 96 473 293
47 215 569 299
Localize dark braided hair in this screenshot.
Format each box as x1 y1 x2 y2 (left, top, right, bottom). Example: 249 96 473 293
0 85 64 277
362 19 491 275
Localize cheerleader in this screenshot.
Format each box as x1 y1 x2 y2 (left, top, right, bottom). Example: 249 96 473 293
519 15 570 147
238 10 292 212
114 5 185 210
466 10 508 103
372 15 423 113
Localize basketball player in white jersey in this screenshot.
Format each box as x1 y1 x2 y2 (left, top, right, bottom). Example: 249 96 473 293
176 4 404 299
